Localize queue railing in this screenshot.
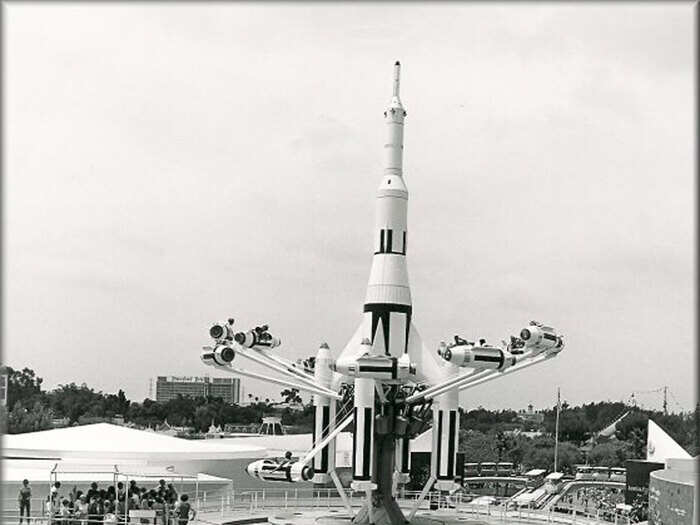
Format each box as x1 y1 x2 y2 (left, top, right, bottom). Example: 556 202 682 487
2 491 634 525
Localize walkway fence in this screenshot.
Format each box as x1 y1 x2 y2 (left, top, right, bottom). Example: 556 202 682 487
2 489 634 525
193 488 633 525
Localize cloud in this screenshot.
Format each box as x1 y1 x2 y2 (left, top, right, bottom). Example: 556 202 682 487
4 3 695 410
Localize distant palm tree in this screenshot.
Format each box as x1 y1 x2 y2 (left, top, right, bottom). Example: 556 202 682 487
281 388 302 404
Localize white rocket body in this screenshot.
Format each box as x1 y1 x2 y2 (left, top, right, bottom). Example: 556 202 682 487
337 62 458 493
431 384 460 491
312 343 336 483
338 62 443 385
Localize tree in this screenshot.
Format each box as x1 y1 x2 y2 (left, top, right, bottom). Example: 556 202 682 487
503 435 532 468
104 389 130 416
3 367 44 408
47 383 104 423
589 441 631 467
281 388 302 404
523 438 582 473
194 405 218 432
495 431 507 461
127 399 167 427
7 400 54 434
162 395 198 426
557 410 590 443
0 405 8 433
459 430 498 462
552 442 583 474
280 402 314 430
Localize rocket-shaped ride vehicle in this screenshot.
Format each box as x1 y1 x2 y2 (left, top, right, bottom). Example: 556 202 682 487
199 63 565 525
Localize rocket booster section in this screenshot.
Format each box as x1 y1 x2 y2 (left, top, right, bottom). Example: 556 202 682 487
432 385 460 491
351 339 377 489
312 343 336 483
363 61 413 359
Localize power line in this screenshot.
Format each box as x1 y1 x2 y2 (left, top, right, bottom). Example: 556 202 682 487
628 386 688 413
667 388 686 413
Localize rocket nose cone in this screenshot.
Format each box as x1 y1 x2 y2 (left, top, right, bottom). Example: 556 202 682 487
395 60 400 66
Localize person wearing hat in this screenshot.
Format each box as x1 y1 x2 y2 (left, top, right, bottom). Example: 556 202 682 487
18 479 31 524
74 494 89 525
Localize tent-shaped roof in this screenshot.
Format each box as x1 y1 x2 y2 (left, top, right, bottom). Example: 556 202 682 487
3 423 266 461
598 410 630 438
646 419 691 464
2 458 230 485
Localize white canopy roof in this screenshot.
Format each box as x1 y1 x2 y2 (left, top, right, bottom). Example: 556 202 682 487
2 458 229 485
3 423 266 461
646 419 691 464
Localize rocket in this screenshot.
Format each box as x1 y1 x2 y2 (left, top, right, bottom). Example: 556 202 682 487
338 62 461 497
338 62 442 382
201 61 566 522
311 343 336 483
351 339 377 488
363 61 412 359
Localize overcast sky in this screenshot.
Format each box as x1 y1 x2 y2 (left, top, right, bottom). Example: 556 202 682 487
4 3 696 412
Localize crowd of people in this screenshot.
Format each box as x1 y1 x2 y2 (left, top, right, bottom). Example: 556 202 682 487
18 479 197 525
557 485 625 518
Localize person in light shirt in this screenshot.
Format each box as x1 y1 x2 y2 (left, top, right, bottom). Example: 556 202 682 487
103 501 117 525
73 495 88 525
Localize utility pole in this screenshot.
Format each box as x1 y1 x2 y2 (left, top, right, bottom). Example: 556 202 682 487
554 386 561 473
663 386 668 415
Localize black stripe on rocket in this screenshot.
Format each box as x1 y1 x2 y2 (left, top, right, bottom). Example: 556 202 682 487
313 406 330 473
401 436 410 473
362 407 372 477
374 229 407 255
435 410 458 480
435 411 443 477
474 352 505 369
352 406 373 481
363 303 412 356
351 407 357 477
447 411 456 477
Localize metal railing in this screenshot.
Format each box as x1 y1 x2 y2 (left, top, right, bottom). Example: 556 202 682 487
190 488 633 525
1 501 186 525
3 490 634 525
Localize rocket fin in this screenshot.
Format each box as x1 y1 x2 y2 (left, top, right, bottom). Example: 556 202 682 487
406 322 452 386
373 317 387 355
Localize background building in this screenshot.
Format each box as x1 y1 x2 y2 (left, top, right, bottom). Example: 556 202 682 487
517 404 545 425
0 372 7 407
155 375 240 404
